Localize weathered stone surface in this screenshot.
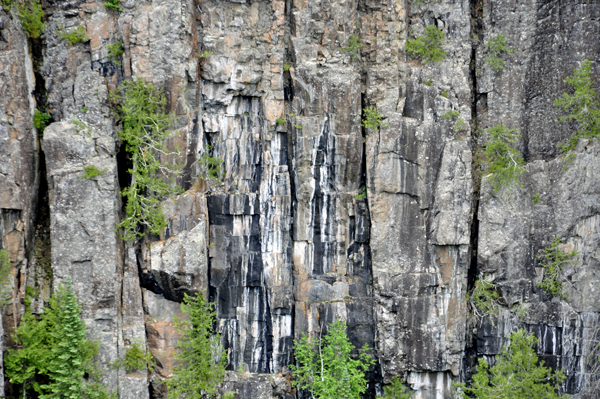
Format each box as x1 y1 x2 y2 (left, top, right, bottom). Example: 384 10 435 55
365 1 472 396
220 371 292 399
477 142 600 396
0 7 38 335
4 0 600 398
43 121 121 390
119 247 149 399
142 192 209 302
142 288 183 397
476 0 600 161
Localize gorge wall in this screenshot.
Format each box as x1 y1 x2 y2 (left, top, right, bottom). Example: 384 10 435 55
1 0 599 398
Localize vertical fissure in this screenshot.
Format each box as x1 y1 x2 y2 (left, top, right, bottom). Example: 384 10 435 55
463 0 484 385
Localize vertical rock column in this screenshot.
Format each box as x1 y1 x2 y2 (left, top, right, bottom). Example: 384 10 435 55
42 2 127 391
0 7 38 332
43 121 120 390
197 0 293 373
364 0 472 396
289 0 377 364
475 1 600 395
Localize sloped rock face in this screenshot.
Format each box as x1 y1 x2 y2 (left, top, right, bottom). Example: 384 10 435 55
2 0 600 398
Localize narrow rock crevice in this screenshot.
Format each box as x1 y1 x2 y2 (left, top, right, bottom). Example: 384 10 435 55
463 0 484 385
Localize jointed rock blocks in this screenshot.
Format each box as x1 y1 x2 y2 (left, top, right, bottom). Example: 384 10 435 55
1 0 600 398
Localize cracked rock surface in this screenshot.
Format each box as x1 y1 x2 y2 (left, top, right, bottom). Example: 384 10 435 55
1 1 600 398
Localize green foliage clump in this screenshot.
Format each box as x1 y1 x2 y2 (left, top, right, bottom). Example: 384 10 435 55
198 145 224 186
222 393 235 399
199 51 213 58
5 281 112 399
533 193 540 204
34 109 52 136
485 34 515 72
481 124 525 191
115 78 182 241
0 249 12 306
166 292 226 399
454 329 566 399
283 64 291 71
469 279 499 318
441 90 449 98
443 111 465 131
340 35 364 60
16 0 46 39
276 117 287 125
104 0 122 11
406 25 447 64
110 342 155 373
81 165 105 179
423 78 434 86
295 124 303 129
379 377 412 398
554 59 600 152
107 41 124 66
57 25 89 45
442 110 460 120
537 237 577 299
362 106 385 129
289 320 376 399
354 187 366 200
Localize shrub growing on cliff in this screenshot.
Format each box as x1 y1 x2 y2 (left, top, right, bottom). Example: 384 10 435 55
406 25 447 64
468 278 499 319
362 106 386 130
114 78 182 241
167 292 226 399
379 377 413 399
537 237 577 299
82 165 105 179
554 59 600 152
197 145 224 187
486 34 515 72
107 40 124 66
290 320 375 399
110 342 155 373
5 281 111 399
57 24 88 45
455 329 566 399
104 0 122 11
34 109 52 136
481 124 525 191
16 0 46 39
340 35 364 60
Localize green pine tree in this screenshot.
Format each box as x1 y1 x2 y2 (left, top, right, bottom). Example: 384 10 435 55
289 320 376 399
5 287 56 396
166 292 226 399
380 377 412 399
40 282 98 398
6 281 111 399
455 329 566 399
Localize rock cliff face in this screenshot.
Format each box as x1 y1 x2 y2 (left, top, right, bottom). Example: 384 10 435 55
1 0 600 398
